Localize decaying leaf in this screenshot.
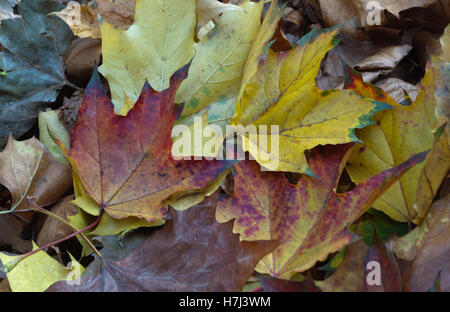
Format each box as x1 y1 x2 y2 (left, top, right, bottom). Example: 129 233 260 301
0 0 75 149
345 65 449 223
315 239 401 292
375 78 419 104
232 26 391 173
0 136 72 213
67 65 235 222
354 45 413 84
64 37 102 86
95 0 135 28
216 144 428 278
393 195 450 292
47 193 276 291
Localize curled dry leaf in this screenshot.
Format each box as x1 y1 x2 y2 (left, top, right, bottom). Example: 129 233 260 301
393 195 450 292
375 78 419 103
50 1 101 38
0 211 31 254
64 37 102 87
354 44 413 83
95 0 135 29
47 192 277 292
0 136 72 213
51 0 135 39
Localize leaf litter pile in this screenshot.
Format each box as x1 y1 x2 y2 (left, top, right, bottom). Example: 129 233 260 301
0 0 448 292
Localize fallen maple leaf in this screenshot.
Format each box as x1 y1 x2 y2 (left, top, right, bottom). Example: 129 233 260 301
67 64 235 222
47 192 276 291
0 0 75 149
99 0 196 113
99 0 263 141
345 64 449 223
216 144 428 278
175 0 262 127
231 25 392 173
393 195 450 292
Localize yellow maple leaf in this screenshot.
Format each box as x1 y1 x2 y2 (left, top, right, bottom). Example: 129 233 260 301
345 65 449 223
231 26 391 173
0 243 83 292
99 0 262 120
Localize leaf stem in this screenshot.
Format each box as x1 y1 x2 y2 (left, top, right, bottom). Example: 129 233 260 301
26 198 102 258
1 202 104 273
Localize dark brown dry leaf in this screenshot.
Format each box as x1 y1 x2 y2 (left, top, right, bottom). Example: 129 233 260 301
0 210 31 254
316 240 401 292
64 37 101 87
36 195 78 247
220 170 234 195
59 90 84 132
0 278 11 292
270 19 292 52
47 192 277 292
282 6 303 34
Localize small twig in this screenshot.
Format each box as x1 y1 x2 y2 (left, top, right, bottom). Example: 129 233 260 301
27 198 102 258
